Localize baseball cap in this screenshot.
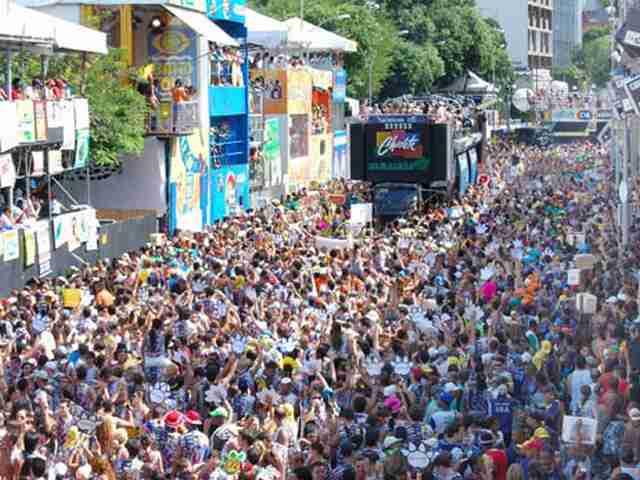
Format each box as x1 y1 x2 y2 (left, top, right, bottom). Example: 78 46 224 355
209 407 229 418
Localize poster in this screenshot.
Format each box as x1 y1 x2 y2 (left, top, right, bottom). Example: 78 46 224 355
562 416 597 445
209 0 245 22
68 212 83 252
148 24 197 100
73 98 90 130
53 214 70 249
250 70 287 115
211 164 250 222
35 220 51 256
333 130 348 179
24 229 36 267
15 100 35 143
0 154 16 189
31 151 45 176
74 129 90 169
62 288 82 308
3 230 19 261
48 150 64 175
169 129 207 232
263 118 282 187
310 68 333 90
576 293 597 314
468 148 478 184
289 114 309 160
87 223 98 251
315 236 353 250
458 154 469 196
568 269 581 286
333 69 347 102
33 101 48 141
46 100 64 143
311 134 331 183
0 102 18 152
287 69 313 115
61 100 76 150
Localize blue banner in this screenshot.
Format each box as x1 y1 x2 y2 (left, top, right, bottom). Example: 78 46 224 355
209 0 246 23
333 69 346 102
211 164 250 222
468 148 478 184
457 154 469 196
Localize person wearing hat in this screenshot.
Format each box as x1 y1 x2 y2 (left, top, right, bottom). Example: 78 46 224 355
172 410 209 476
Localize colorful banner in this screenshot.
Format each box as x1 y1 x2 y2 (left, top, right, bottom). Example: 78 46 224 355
53 214 70 249
15 100 35 143
365 122 430 173
287 69 313 115
149 24 197 100
250 70 287 115
333 130 347 178
170 129 207 232
263 118 282 188
3 230 19 261
74 129 90 169
0 102 18 152
24 229 36 267
60 100 76 151
311 134 331 183
211 163 250 222
208 0 245 22
333 69 347 102
289 114 309 160
33 101 48 141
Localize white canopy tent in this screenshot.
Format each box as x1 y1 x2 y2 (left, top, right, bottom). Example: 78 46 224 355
0 0 107 54
164 5 238 47
440 71 497 94
245 7 288 49
284 17 357 53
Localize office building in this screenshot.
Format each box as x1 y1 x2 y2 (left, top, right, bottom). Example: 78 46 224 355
554 0 583 69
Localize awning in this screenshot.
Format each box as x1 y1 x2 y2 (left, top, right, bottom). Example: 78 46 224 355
284 17 357 53
2 1 107 54
245 7 287 48
164 5 238 47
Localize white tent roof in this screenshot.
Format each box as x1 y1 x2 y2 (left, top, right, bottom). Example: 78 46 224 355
284 17 357 53
165 5 238 47
441 71 497 94
245 7 288 49
0 0 107 54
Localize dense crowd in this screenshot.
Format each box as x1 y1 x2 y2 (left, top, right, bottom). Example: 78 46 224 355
0 137 638 480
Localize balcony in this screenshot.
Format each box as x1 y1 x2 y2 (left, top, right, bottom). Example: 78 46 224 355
146 100 198 138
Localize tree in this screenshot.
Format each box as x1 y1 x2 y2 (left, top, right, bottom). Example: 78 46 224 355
379 41 444 98
582 35 611 88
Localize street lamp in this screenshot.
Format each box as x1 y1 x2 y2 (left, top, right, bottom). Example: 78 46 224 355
368 30 408 105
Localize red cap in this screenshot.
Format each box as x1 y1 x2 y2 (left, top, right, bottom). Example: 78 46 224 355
184 410 202 425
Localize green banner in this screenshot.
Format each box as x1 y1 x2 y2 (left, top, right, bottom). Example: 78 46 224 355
74 128 90 169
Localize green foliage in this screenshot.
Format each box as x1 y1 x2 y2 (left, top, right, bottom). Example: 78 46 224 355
1 48 146 167
582 35 611 88
250 0 512 100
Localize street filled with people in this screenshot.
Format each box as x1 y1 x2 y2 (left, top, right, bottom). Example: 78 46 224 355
0 137 639 480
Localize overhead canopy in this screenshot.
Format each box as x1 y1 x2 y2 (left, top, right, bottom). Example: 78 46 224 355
284 17 357 53
165 5 238 47
440 71 497 94
245 7 287 48
1 0 107 54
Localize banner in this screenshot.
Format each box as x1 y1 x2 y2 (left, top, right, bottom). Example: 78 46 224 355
31 152 45 176
351 203 373 224
46 100 64 143
458 154 469 196
287 69 312 115
33 101 48 141
263 118 282 187
149 24 197 100
208 0 245 22
35 220 51 277
3 230 19 261
311 134 331 183
0 155 16 189
48 150 64 175
53 215 70 249
289 114 309 160
310 68 333 90
333 130 348 178
73 98 90 130
250 70 287 115
315 236 353 250
333 69 347 102
551 109 593 122
0 102 18 152
211 164 250 222
62 288 82 308
468 148 478 184
61 100 76 150
24 229 35 267
15 100 35 143
74 129 90 169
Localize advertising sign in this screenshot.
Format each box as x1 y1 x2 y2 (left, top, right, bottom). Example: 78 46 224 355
287 69 313 115
625 74 640 115
15 100 35 143
263 118 282 187
468 148 478 184
289 114 309 160
149 24 197 100
250 69 287 115
457 154 469 196
333 69 347 103
211 163 250 222
365 122 429 173
608 76 635 118
333 130 348 178
209 0 245 22
551 109 593 122
74 129 90 169
33 101 48 141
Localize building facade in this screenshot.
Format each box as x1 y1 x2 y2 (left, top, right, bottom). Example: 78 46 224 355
476 0 554 72
554 0 583 69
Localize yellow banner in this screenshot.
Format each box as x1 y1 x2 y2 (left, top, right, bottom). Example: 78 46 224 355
287 69 312 115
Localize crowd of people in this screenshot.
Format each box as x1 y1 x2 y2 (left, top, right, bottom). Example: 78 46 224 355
0 78 73 102
0 135 638 480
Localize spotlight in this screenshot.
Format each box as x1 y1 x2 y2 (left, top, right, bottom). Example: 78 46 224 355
150 16 164 30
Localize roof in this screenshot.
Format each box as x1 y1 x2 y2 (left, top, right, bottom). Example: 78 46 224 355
284 17 357 53
245 7 287 48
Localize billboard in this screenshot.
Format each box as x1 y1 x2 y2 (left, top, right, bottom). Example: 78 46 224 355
209 0 245 23
211 163 250 222
333 70 347 103
148 24 197 100
250 69 287 115
551 109 593 122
